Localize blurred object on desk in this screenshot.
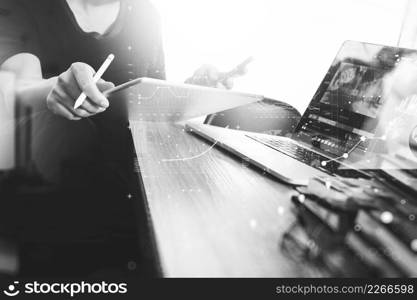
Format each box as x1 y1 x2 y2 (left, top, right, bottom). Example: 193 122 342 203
205 98 301 136
288 174 417 277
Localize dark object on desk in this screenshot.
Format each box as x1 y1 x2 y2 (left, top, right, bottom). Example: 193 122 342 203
287 194 376 277
290 174 417 277
205 98 301 136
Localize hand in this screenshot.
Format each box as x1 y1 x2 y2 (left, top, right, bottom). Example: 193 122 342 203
185 65 234 89
46 62 115 120
388 56 417 99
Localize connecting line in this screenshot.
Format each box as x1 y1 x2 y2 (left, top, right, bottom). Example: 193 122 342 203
320 135 388 167
321 136 367 167
161 140 219 162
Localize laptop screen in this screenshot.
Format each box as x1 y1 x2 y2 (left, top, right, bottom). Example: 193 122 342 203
294 41 417 170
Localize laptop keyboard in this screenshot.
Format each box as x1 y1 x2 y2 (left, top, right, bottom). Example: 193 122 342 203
246 135 328 167
246 135 370 178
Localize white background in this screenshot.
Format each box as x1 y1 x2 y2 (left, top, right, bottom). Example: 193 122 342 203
152 0 409 112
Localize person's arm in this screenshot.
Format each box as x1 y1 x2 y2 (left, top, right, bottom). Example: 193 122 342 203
0 0 113 120
2 53 55 106
1 53 114 120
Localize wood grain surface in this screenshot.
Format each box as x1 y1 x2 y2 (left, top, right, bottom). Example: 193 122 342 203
130 121 316 277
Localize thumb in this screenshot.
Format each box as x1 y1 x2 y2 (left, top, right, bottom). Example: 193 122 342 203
96 80 115 92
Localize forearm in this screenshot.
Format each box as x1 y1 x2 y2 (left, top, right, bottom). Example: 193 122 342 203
2 53 114 120
15 77 57 108
1 53 55 109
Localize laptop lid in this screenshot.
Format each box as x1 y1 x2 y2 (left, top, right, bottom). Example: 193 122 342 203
292 41 417 170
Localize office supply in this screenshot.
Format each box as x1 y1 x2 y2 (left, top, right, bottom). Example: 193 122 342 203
186 41 417 185
106 78 262 122
73 54 115 109
291 169 417 277
345 232 404 277
355 210 417 277
290 194 375 277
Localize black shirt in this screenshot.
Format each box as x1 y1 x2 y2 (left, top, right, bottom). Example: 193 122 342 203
0 0 166 188
0 0 165 83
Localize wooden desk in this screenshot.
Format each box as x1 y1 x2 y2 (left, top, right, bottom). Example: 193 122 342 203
130 121 312 277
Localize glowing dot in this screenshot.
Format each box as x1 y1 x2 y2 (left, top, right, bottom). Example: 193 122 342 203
277 206 285 215
127 194 132 199
249 219 257 229
127 261 136 270
127 46 132 51
411 240 417 252
381 135 387 140
380 211 394 224
360 136 367 142
325 181 332 189
321 161 327 167
298 194 306 203
8 285 14 291
342 153 349 159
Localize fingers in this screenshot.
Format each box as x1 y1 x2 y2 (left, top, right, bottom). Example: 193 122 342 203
53 102 81 121
188 65 235 89
70 62 109 108
79 99 106 114
47 63 115 120
225 78 235 90
77 80 114 114
188 65 220 87
47 82 102 120
47 89 81 121
96 79 115 92
205 65 220 83
64 74 113 114
48 86 90 119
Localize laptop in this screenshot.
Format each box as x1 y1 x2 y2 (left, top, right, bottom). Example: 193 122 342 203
186 41 417 185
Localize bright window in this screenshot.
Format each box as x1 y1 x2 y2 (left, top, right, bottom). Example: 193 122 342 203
153 0 408 111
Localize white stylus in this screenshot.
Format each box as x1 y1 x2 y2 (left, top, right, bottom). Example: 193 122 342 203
73 54 115 109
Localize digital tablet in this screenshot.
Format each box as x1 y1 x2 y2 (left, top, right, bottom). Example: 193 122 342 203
105 77 263 122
